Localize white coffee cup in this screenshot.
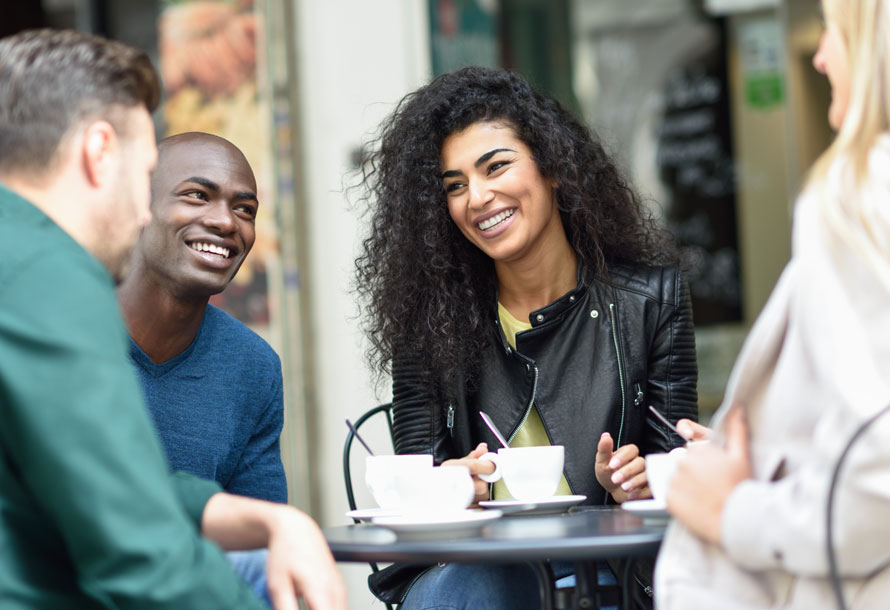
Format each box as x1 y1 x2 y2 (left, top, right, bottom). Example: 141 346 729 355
644 447 687 502
364 454 432 510
479 445 564 501
398 465 475 514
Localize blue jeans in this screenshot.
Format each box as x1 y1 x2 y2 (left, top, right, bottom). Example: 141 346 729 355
399 561 619 610
400 563 541 610
227 549 271 607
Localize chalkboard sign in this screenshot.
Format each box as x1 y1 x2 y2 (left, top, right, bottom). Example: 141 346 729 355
576 15 741 324
655 19 741 324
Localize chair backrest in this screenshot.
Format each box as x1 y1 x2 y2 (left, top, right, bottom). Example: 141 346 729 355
343 402 394 512
342 403 397 610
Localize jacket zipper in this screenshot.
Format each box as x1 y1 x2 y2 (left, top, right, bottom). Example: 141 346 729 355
446 404 454 436
508 362 539 444
508 360 574 492
634 571 654 597
609 303 626 448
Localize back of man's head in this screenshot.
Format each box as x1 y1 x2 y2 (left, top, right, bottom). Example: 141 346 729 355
0 29 161 180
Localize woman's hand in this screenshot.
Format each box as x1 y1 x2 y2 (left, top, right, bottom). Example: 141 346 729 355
594 433 651 503
677 419 712 442
442 443 496 505
667 406 751 544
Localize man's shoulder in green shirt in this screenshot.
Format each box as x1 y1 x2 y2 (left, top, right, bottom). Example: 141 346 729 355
0 183 264 609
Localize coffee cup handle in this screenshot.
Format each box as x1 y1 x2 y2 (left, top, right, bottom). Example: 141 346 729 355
477 452 501 483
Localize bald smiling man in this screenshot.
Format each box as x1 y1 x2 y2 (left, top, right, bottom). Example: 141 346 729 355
118 132 287 505
117 132 288 606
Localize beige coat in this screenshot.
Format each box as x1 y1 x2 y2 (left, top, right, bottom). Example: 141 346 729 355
655 136 890 609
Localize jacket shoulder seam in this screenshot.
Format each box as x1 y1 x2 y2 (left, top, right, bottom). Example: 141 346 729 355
597 267 680 307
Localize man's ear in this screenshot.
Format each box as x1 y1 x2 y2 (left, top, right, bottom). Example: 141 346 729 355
81 120 119 188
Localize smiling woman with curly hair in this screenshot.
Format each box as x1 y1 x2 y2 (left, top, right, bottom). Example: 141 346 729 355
354 66 698 609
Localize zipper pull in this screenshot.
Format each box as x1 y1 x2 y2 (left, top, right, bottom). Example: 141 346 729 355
633 383 644 406
446 404 454 436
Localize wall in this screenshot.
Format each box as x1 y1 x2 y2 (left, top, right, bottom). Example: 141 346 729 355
727 10 793 327
291 1 431 607
783 0 833 194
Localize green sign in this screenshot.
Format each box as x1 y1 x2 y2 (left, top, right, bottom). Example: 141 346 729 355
739 16 785 109
745 73 784 108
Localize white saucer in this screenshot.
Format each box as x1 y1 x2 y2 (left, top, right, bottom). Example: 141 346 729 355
371 509 503 539
345 507 401 521
621 499 670 520
479 494 587 515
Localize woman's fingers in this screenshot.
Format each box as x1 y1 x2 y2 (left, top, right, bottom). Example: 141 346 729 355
677 419 711 442
472 478 490 501
466 442 489 460
611 454 645 488
442 443 496 504
608 443 640 472
625 484 653 501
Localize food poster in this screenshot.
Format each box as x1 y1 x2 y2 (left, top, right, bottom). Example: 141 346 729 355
159 0 276 328
429 0 499 75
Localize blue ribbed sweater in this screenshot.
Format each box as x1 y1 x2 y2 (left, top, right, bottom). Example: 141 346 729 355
130 305 287 503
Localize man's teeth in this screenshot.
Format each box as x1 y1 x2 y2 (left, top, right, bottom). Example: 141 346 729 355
190 242 231 258
478 209 515 231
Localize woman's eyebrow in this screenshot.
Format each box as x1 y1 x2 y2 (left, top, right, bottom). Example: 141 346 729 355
474 148 516 167
441 148 517 179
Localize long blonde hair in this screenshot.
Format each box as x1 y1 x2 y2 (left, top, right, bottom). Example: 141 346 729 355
818 0 890 172
806 0 890 279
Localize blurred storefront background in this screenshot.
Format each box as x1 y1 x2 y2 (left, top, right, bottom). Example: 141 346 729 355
4 1 831 606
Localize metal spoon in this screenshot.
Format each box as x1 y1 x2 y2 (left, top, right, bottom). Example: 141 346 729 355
647 405 689 442
479 411 510 449
345 418 375 456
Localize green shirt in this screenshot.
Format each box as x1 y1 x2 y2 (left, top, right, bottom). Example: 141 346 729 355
494 303 573 500
0 184 265 609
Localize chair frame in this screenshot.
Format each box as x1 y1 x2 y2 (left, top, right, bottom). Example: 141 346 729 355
342 402 395 610
343 402 394 513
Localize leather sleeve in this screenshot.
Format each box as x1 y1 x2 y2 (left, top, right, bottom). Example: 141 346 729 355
642 269 699 455
390 354 455 464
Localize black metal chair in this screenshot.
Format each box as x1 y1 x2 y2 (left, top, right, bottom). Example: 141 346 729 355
342 402 395 610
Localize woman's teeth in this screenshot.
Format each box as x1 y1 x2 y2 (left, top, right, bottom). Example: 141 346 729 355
478 209 514 231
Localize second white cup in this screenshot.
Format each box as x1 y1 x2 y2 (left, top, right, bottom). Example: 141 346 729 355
480 445 564 501
644 446 687 503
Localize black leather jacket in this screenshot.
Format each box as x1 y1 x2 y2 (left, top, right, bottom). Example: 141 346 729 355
391 263 698 504
369 264 698 604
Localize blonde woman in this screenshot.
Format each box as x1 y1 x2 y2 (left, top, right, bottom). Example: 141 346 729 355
656 0 890 608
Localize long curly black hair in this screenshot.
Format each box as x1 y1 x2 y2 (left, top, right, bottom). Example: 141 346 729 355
355 66 677 393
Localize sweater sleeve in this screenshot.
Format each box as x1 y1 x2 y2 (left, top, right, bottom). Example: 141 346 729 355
226 366 288 503
721 413 890 577
0 252 266 610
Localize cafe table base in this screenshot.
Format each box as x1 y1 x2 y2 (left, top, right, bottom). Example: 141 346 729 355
323 506 666 610
550 560 625 610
